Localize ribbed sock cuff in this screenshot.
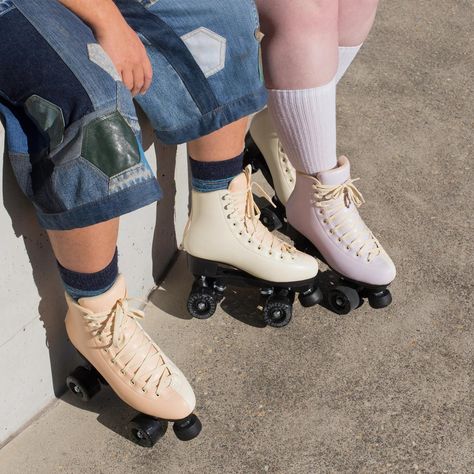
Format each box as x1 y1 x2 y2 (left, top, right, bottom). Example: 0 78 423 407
58 248 119 300
189 153 243 192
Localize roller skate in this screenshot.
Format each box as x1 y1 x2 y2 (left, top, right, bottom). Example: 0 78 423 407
286 156 396 315
65 276 201 447
245 108 295 231
182 165 321 328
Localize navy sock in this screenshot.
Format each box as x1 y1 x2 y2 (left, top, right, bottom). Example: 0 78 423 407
189 153 244 192
58 248 119 300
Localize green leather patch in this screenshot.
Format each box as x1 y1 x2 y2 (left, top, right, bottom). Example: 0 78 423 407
82 111 140 177
24 95 65 149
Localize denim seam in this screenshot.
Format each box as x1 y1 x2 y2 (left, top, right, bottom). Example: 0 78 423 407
155 87 267 143
36 178 161 230
0 5 14 17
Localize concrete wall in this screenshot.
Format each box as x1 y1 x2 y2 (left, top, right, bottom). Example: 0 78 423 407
0 117 189 445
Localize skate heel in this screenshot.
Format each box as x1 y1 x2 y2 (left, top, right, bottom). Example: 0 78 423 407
188 255 220 278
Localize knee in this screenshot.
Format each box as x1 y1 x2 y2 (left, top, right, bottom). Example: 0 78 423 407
260 0 338 38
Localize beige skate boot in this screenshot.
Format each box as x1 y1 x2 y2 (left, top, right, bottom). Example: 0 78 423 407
183 166 321 326
65 276 201 445
249 108 296 205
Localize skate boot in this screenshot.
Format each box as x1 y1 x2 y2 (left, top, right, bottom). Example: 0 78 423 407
65 276 201 447
286 156 396 315
245 108 296 231
183 165 321 327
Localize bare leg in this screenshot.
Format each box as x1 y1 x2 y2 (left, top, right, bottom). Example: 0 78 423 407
47 219 119 273
338 0 379 46
256 0 338 89
187 118 248 162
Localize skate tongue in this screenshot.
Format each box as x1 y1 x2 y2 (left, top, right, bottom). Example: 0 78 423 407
78 275 128 313
317 156 351 186
228 166 251 193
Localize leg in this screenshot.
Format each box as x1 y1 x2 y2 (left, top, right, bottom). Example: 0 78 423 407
251 0 395 295
0 1 197 439
336 0 380 82
257 0 339 89
257 0 339 176
48 219 119 274
338 0 379 46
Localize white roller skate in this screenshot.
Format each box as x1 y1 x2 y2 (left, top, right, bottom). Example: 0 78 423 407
286 156 396 314
183 165 321 327
245 108 295 231
65 276 201 447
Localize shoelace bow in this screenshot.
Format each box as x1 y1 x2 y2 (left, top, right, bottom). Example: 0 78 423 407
307 174 382 261
84 298 171 394
227 168 294 255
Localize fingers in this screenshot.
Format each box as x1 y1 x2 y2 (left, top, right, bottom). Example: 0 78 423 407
131 66 145 97
142 55 153 94
120 58 152 96
121 68 134 94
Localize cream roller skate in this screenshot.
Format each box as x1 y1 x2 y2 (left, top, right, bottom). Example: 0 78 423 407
65 276 201 447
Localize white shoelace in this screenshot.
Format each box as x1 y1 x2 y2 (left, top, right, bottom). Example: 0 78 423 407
224 167 295 257
83 298 172 395
308 174 382 262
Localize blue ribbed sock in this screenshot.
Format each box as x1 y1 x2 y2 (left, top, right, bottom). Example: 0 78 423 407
58 248 119 300
189 153 243 192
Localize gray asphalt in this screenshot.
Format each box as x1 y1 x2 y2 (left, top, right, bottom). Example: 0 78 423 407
0 0 472 472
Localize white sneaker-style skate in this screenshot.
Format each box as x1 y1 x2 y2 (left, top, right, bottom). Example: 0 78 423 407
286 156 396 314
183 165 321 327
65 275 201 447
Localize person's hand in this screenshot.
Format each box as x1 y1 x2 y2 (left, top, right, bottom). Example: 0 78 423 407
94 21 153 96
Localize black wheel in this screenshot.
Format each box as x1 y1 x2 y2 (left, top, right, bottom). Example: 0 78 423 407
263 297 293 327
368 288 392 309
129 414 168 448
173 414 202 441
66 366 101 402
187 289 218 319
298 286 323 307
260 206 283 232
327 286 360 315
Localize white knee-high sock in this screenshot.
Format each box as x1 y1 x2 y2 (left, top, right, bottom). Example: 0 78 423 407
335 44 362 84
266 44 363 175
268 78 337 175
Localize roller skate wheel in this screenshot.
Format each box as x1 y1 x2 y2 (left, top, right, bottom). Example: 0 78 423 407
298 287 323 307
129 414 168 448
173 414 202 441
263 298 293 327
368 288 392 309
66 366 101 402
187 289 218 319
327 286 360 315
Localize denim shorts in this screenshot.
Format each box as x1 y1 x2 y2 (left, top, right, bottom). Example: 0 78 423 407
0 0 266 230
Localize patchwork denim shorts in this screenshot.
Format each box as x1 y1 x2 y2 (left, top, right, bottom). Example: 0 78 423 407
0 0 266 230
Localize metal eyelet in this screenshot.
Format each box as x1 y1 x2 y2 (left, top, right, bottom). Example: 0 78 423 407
130 380 135 386
346 246 350 250
120 369 125 375
329 230 334 234
142 388 147 393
